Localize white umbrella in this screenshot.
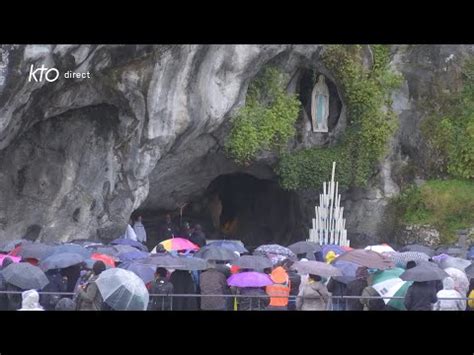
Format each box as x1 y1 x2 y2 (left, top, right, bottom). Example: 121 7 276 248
96 268 149 310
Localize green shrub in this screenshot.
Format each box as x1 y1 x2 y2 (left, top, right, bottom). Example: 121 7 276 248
225 67 301 165
421 58 474 179
395 179 474 243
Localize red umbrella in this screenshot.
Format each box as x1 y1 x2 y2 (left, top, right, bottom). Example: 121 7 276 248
91 253 116 267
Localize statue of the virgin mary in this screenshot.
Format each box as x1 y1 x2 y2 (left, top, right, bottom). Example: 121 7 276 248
311 75 329 133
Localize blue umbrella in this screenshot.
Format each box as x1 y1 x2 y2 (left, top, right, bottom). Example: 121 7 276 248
52 244 92 258
111 238 148 252
119 261 155 284
118 251 149 262
331 260 359 284
39 252 85 271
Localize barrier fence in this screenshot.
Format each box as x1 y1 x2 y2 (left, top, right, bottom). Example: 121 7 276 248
0 290 473 311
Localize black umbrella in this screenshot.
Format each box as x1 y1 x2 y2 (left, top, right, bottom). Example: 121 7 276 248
399 244 435 257
1 262 49 289
194 246 238 261
175 256 210 271
400 262 449 282
465 263 474 279
232 255 273 270
39 252 85 271
288 241 322 255
18 243 55 260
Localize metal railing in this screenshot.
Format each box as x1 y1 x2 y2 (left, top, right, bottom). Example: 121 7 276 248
1 290 473 311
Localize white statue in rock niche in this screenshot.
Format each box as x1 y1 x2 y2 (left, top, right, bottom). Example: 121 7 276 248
311 75 329 133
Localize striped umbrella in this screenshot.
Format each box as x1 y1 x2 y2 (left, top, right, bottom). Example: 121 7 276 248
371 268 413 310
155 238 199 252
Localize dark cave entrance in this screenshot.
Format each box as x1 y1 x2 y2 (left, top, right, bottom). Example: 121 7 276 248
135 173 308 249
203 173 306 248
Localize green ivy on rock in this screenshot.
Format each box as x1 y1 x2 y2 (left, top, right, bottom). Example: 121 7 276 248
225 67 301 165
277 45 402 190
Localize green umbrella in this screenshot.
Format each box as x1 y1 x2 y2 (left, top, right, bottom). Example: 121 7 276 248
371 268 413 310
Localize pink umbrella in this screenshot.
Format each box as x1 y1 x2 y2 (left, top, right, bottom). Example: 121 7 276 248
157 237 199 252
0 254 21 265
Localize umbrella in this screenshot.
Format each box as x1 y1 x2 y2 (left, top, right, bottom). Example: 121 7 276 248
332 260 359 284
385 251 430 268
140 255 185 268
364 244 396 254
118 250 149 262
432 253 450 264
18 243 55 260
232 255 273 270
227 272 273 288
96 268 149 310
91 253 116 267
444 267 469 295
93 246 121 257
400 262 449 282
111 238 148 252
399 244 435 257
52 244 92 258
157 238 199 252
468 247 474 260
288 241 322 255
39 252 85 271
83 258 113 270
0 254 21 265
465 263 474 279
322 245 352 258
174 256 210 271
194 245 238 261
206 240 248 254
0 239 25 253
371 268 413 310
439 256 471 271
292 260 342 278
334 249 395 270
254 244 296 259
436 246 465 257
119 262 156 284
1 262 49 290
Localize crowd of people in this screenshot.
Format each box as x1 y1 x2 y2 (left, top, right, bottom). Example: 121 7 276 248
0 215 473 311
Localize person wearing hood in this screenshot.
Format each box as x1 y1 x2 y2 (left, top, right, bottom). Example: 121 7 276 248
133 215 147 245
148 267 174 311
0 257 14 310
434 277 466 311
266 266 291 310
404 280 438 311
19 290 44 311
296 274 331 311
123 219 138 241
199 265 229 310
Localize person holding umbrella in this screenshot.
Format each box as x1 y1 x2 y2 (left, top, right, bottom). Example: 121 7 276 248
75 261 107 311
467 279 474 311
19 290 44 311
345 267 369 311
199 263 229 311
433 277 466 311
0 257 14 310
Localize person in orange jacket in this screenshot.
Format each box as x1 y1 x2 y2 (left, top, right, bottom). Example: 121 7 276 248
266 266 291 310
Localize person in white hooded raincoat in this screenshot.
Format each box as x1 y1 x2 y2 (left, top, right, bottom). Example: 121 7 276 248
433 277 466 311
19 290 44 311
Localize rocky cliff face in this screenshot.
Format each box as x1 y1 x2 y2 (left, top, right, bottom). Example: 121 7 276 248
0 44 472 246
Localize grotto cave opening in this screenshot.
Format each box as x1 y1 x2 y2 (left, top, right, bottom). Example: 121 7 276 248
135 172 309 250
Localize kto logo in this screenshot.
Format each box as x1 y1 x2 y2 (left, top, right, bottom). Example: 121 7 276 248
28 64 60 82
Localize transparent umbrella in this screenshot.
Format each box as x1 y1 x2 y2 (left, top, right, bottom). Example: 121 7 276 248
96 268 149 310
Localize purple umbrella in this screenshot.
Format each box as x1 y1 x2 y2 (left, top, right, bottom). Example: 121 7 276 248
227 272 273 288
119 261 156 284
332 260 359 284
